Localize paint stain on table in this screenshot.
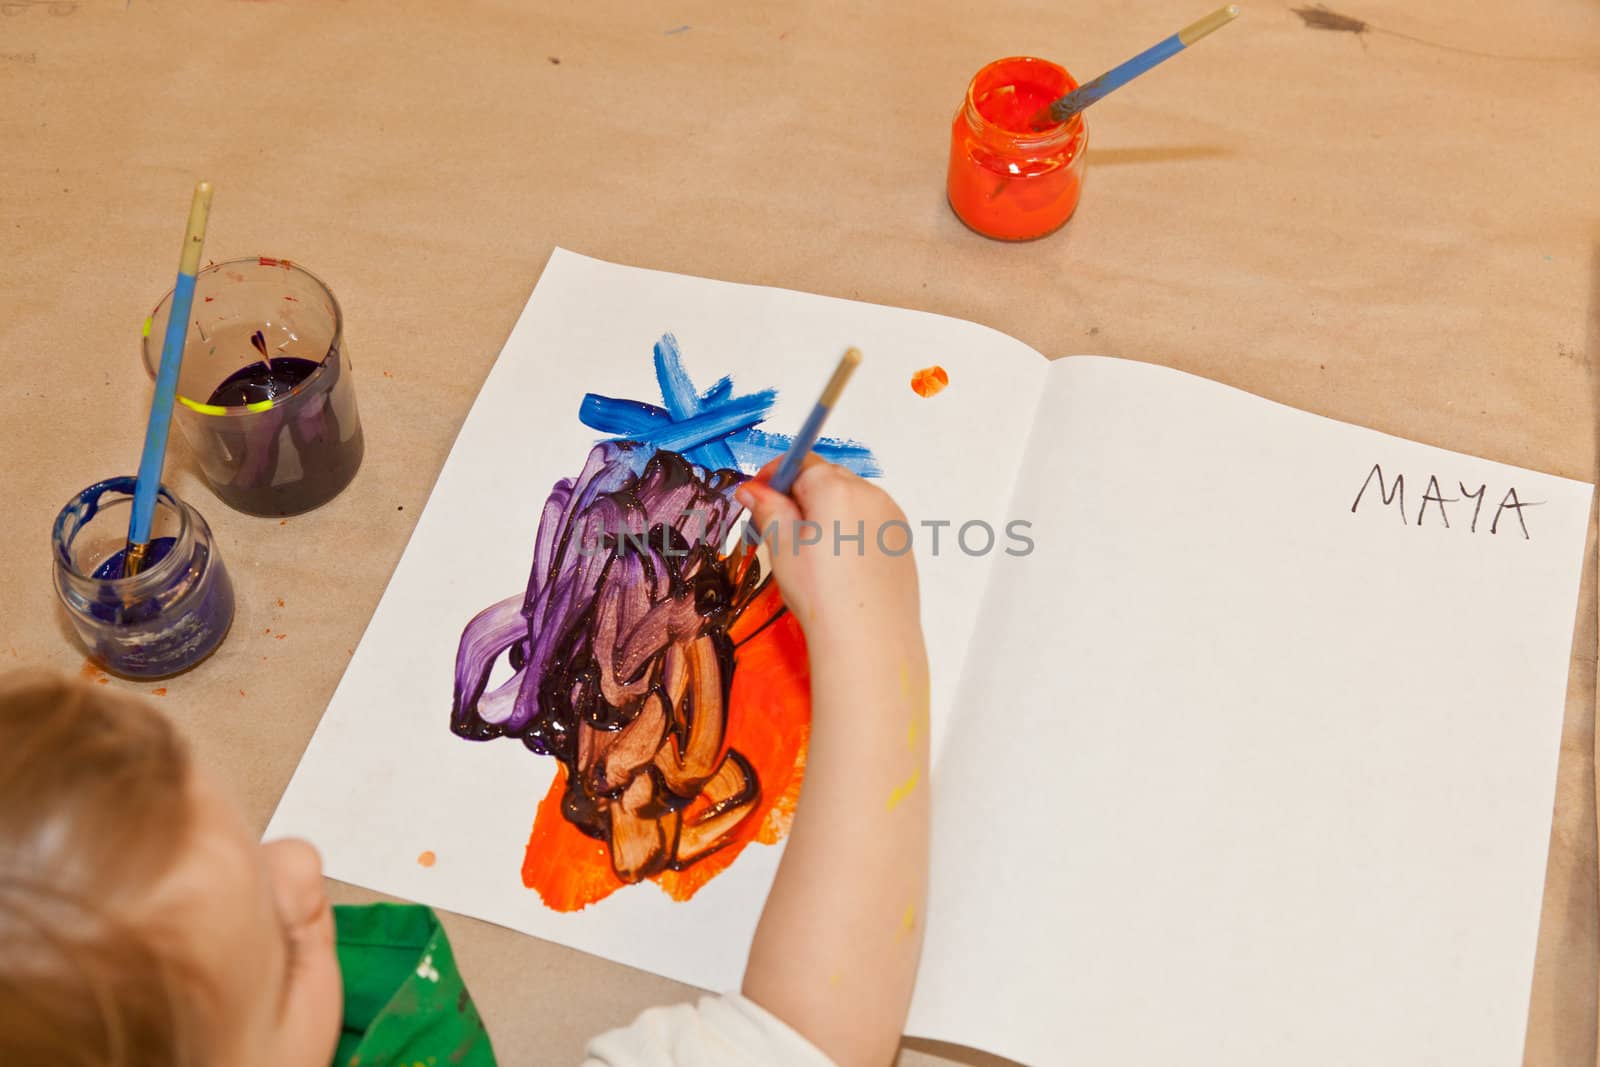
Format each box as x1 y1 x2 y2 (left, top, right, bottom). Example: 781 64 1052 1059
417 850 437 868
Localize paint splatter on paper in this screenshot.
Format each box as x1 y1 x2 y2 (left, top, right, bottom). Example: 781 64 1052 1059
417 850 437 868
452 335 879 910
911 365 949 398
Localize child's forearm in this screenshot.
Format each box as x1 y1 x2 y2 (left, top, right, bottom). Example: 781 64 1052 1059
743 620 930 1067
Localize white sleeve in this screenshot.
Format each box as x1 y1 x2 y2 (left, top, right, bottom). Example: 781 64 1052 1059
580 992 836 1067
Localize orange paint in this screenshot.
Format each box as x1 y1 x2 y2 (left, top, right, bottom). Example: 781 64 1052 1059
947 56 1088 241
277 597 285 608
417 850 437 868
521 550 811 911
910 365 950 398
150 687 168 696
78 660 107 684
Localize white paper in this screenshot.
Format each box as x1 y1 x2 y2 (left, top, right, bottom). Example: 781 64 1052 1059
911 356 1592 1065
267 249 1046 992
272 251 1590 1065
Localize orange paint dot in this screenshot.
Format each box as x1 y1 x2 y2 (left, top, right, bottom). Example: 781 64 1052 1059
151 687 168 696
275 633 287 640
417 850 437 868
277 597 285 608
910 365 949 398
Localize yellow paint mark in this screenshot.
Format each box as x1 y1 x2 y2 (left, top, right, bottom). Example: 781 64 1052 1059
141 316 152 338
897 904 917 942
828 971 842 988
901 660 929 751
885 767 920 812
177 396 230 415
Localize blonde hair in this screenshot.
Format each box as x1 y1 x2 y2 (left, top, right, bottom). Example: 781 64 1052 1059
0 671 210 1066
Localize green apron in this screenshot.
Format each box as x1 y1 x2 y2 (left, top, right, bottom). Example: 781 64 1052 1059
332 903 499 1067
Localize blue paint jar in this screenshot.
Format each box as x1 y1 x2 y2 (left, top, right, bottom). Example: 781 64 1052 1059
52 477 235 678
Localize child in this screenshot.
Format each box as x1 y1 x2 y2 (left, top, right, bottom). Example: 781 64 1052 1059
0 456 931 1067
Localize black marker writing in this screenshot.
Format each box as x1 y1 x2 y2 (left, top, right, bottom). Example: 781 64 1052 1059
1490 487 1542 540
1459 483 1487 532
1350 464 1405 523
1353 465 1541 539
1418 475 1458 528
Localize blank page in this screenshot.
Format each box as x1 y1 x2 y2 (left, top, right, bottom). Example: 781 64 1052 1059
912 356 1591 1066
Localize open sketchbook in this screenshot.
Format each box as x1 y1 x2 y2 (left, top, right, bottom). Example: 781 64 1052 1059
269 249 1592 1066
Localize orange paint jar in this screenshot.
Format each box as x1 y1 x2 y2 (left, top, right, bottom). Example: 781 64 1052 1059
947 56 1088 241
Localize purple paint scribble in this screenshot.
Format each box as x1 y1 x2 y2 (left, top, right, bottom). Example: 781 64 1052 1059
450 335 880 885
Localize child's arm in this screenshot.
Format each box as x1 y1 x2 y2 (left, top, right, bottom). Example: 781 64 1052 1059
735 458 931 1067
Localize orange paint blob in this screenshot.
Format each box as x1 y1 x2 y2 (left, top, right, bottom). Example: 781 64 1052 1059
947 56 1087 241
520 553 811 912
150 687 168 697
910 365 950 398
417 850 437 868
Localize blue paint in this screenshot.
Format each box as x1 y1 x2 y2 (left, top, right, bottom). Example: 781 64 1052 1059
579 333 880 479
729 428 881 477
768 401 831 494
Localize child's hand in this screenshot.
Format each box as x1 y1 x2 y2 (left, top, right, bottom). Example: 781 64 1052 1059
735 456 921 647
736 457 931 1067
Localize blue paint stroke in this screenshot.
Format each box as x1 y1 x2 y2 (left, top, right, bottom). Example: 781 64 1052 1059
578 333 880 479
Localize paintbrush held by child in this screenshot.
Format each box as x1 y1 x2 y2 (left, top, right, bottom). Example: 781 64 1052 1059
0 456 931 1067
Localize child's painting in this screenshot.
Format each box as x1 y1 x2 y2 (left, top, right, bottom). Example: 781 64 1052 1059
449 336 878 910
269 246 1062 1034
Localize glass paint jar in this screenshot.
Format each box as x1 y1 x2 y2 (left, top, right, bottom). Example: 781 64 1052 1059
947 56 1089 241
52 477 235 678
142 258 364 516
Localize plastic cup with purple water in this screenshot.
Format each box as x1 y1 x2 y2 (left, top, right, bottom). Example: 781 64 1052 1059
142 257 364 516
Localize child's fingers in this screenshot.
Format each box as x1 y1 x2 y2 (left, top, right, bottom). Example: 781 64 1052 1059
752 452 830 486
735 476 800 534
